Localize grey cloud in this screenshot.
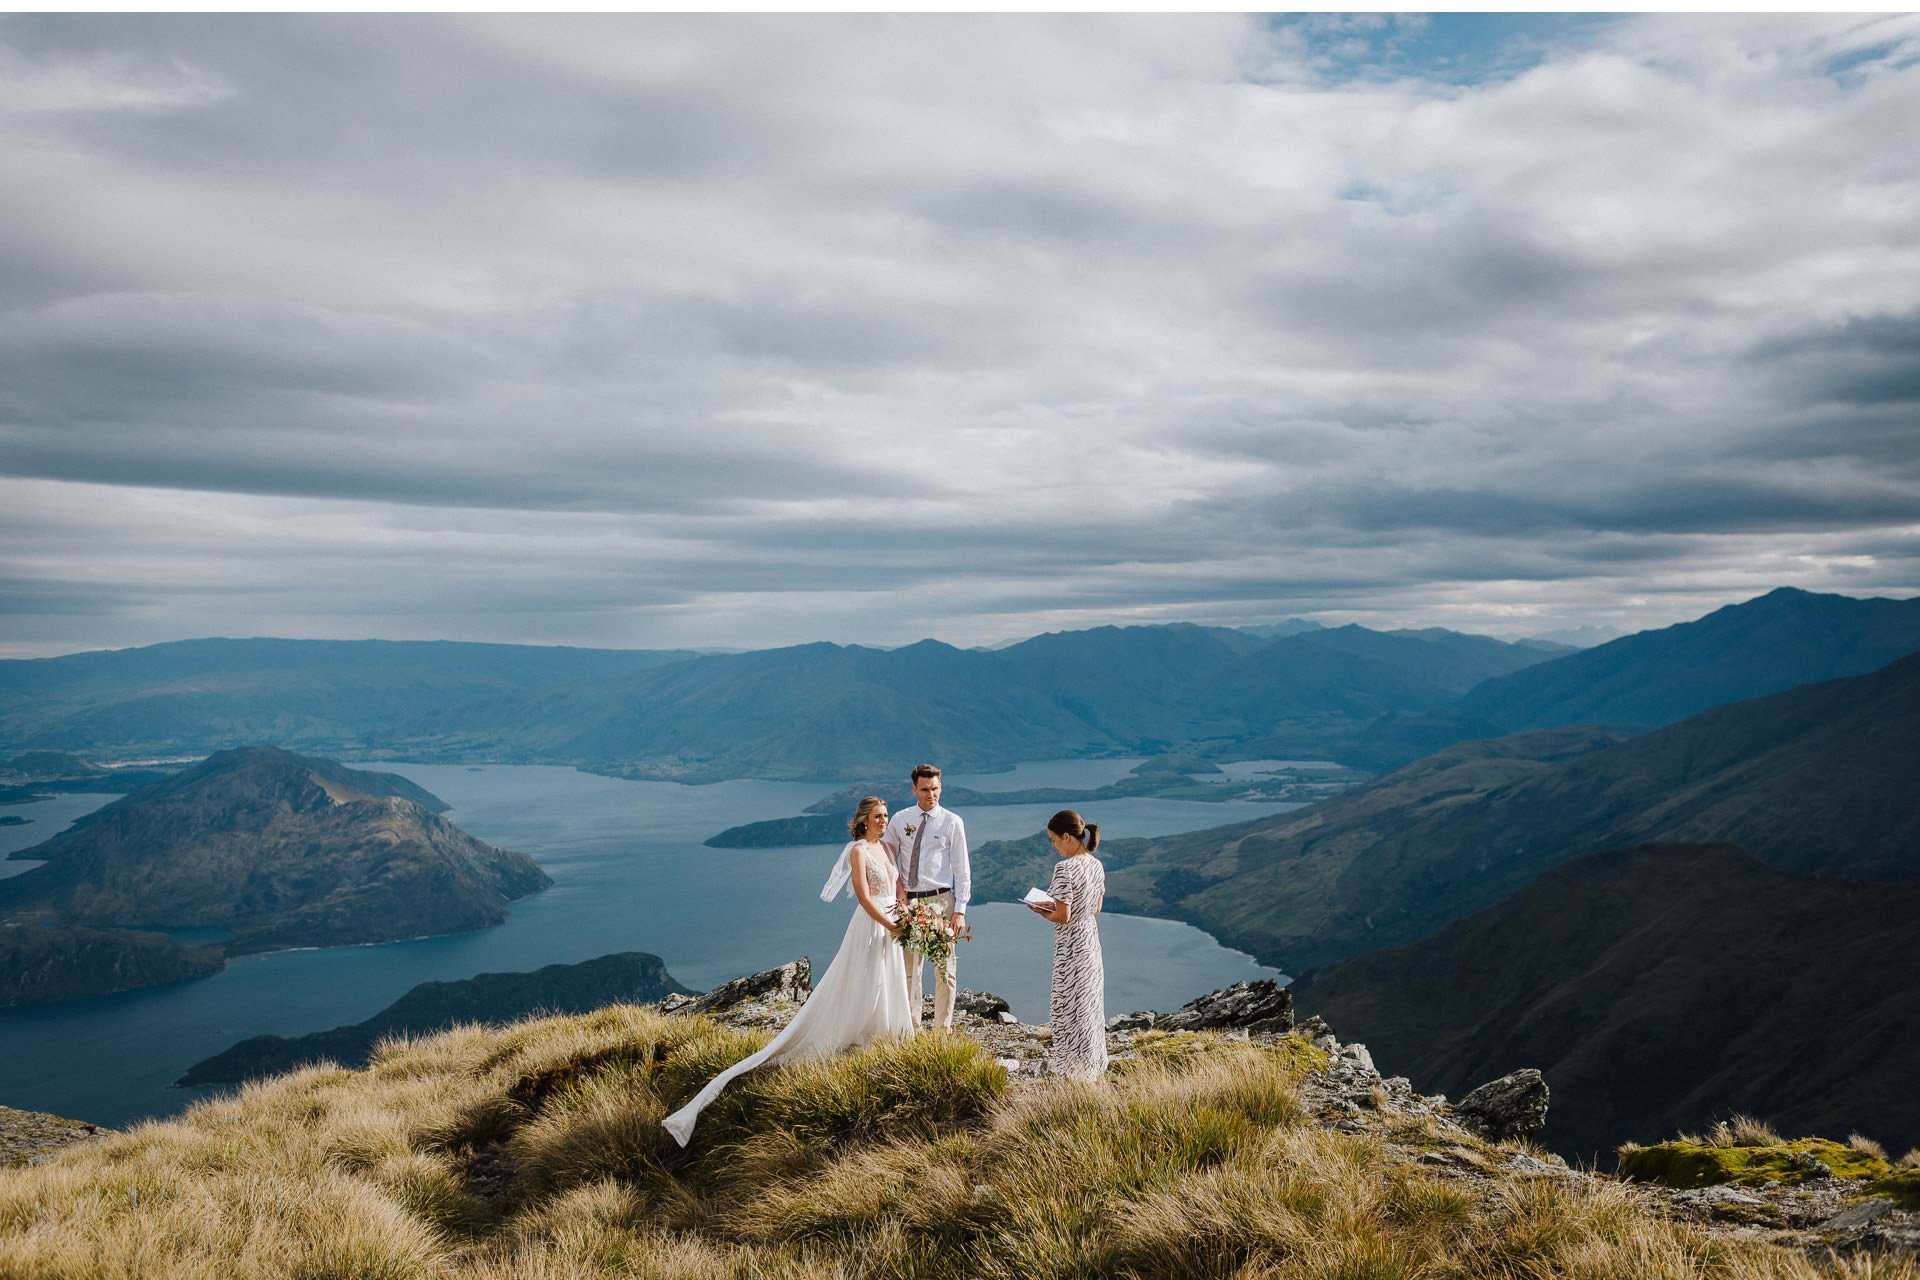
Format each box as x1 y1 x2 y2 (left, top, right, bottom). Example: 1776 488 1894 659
3 13 1919 654
1749 313 1920 408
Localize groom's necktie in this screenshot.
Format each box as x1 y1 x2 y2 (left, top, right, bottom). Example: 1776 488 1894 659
909 813 927 889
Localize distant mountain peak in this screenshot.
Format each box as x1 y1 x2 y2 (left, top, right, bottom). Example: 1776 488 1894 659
1460 587 1920 733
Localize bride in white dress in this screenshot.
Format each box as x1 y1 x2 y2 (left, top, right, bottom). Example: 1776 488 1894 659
663 796 914 1147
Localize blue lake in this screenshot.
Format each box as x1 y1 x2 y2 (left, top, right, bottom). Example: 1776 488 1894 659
0 760 1291 1127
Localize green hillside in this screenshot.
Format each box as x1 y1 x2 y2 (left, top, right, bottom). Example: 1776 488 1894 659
975 648 1920 973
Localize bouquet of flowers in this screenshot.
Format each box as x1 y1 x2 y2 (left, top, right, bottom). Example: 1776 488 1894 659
893 899 958 967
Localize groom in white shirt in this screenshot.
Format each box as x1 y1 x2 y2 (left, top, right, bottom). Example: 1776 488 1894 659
882 762 969 1031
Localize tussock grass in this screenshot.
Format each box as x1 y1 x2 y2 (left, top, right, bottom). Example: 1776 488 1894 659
1850 1134 1891 1162
1704 1116 1788 1149
0 1009 1908 1280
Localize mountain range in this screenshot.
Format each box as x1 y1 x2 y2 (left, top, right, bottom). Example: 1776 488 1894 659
0 622 1562 779
1460 586 1920 732
0 637 696 760
4 589 1914 781
974 645 1920 973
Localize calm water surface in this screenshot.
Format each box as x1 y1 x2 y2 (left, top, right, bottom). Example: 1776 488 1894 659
0 761 1290 1126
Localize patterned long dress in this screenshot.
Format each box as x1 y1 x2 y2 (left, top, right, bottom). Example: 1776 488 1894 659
1047 853 1107 1081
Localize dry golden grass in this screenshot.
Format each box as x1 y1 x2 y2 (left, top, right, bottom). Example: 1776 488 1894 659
0 1009 1910 1280
1850 1134 1892 1162
1697 1116 1789 1149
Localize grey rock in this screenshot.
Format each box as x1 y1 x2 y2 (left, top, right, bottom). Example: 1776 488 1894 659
1160 979 1293 1034
1338 1042 1377 1075
1453 1068 1550 1142
954 989 1011 1019
1865 1225 1920 1253
1823 1199 1896 1230
682 959 812 1015
1295 1014 1333 1039
996 1011 1020 1025
657 992 696 1013
1783 1150 1829 1177
1106 1011 1157 1032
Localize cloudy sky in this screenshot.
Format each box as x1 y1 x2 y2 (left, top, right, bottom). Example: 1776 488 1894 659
3 12 1918 658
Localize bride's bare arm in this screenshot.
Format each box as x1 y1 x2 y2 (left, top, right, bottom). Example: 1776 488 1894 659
849 843 903 933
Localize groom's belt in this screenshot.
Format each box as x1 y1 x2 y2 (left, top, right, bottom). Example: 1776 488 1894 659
905 887 951 899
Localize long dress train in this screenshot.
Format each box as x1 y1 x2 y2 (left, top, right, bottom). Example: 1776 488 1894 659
662 839 912 1147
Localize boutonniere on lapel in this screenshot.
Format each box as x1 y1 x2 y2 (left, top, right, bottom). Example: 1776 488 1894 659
903 823 916 837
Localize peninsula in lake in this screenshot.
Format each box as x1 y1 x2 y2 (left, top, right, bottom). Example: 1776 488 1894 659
0 747 550 1004
180 951 690 1086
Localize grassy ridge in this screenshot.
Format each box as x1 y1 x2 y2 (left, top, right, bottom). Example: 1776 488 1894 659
2 1005 1909 1279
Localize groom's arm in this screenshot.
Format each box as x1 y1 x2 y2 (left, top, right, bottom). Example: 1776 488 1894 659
880 812 907 897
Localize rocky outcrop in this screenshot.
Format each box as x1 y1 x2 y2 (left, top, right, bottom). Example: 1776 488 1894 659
673 959 813 1016
684 972 1916 1259
0 1105 105 1168
1108 978 1293 1035
954 989 1013 1021
1454 1068 1550 1142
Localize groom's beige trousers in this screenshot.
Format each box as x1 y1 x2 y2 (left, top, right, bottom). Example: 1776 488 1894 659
902 889 958 1030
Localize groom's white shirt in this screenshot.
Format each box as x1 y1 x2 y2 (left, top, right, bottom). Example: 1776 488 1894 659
882 803 970 913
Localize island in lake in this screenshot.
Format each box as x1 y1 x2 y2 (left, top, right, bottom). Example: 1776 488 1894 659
705 756 1366 848
0 747 550 1005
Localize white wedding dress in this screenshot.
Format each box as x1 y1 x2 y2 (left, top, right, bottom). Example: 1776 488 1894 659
662 839 913 1147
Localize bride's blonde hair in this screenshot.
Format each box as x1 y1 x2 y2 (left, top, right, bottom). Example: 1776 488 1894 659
848 796 887 840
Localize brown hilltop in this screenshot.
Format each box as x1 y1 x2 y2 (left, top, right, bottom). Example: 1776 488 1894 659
0 746 549 955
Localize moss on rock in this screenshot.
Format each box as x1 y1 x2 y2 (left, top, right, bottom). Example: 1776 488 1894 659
1870 1167 1920 1209
1618 1136 1890 1189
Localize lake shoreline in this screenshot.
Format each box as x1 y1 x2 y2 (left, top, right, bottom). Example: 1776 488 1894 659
0 758 1287 1128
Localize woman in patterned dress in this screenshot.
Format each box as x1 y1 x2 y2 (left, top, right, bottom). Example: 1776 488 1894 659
1027 809 1107 1081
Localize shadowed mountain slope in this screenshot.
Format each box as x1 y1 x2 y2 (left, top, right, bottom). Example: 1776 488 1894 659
0 925 224 1006
1297 842 1920 1161
975 649 1920 972
0 746 549 955
1459 587 1920 732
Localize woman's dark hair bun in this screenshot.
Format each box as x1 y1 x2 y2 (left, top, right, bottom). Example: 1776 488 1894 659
1047 809 1098 851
